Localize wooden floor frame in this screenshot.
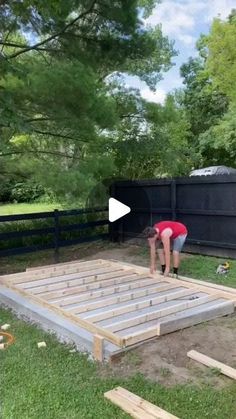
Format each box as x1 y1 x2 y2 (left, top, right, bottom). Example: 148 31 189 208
1 259 235 359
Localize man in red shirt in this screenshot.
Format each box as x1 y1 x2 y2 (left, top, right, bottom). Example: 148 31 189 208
143 221 188 277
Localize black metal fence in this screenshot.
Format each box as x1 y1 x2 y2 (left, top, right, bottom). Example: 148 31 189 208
0 207 109 260
110 175 236 257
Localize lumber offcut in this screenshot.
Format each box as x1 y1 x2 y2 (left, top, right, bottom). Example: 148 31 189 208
104 387 179 419
187 350 236 380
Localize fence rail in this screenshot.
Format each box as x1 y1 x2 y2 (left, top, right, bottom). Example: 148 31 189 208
0 207 109 260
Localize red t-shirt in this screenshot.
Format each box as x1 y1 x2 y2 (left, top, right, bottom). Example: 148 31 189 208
154 221 187 239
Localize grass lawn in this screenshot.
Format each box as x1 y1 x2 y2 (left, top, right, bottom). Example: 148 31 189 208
1 308 236 419
0 203 62 215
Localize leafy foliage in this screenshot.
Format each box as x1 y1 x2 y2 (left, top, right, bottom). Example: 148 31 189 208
0 0 176 202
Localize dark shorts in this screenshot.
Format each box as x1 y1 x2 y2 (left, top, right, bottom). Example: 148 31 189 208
156 234 187 252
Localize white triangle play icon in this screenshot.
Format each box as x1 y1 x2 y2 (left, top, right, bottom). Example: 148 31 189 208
109 198 131 222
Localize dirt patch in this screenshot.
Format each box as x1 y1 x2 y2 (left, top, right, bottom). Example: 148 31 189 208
101 314 236 388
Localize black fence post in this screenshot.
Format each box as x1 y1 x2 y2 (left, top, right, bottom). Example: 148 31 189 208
171 180 176 221
54 209 60 263
109 183 115 242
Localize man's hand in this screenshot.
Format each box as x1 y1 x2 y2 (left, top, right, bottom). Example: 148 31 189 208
164 268 170 277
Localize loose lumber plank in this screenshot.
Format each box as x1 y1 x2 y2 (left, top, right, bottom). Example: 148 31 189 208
187 350 236 380
105 391 154 419
104 387 179 419
103 295 217 333
23 267 133 295
122 299 234 347
83 288 195 322
68 284 180 315
0 277 122 347
93 334 104 362
117 387 179 419
36 273 150 301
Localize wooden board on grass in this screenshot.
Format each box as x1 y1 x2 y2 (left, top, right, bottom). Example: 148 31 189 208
187 350 236 380
104 387 179 419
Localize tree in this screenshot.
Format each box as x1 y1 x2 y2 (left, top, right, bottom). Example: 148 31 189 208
110 89 194 178
0 1 175 202
206 13 236 101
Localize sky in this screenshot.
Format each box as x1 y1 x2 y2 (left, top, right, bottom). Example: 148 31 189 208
125 0 236 104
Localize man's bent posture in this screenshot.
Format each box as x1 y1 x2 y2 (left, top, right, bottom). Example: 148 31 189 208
143 221 188 277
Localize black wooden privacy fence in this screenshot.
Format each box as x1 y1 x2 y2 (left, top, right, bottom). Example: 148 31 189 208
111 175 236 257
0 207 109 260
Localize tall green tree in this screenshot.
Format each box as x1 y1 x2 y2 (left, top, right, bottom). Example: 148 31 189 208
0 1 175 201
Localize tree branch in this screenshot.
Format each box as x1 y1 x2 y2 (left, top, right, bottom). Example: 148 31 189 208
33 129 78 141
0 150 78 159
7 0 97 59
0 40 59 52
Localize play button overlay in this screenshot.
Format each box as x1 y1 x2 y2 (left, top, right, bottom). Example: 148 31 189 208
109 198 131 222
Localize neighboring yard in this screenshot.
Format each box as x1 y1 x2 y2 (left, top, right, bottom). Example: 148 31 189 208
0 203 62 215
1 243 236 418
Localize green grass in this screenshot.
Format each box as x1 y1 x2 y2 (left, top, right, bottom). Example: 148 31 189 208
1 309 236 419
181 255 236 288
0 203 62 215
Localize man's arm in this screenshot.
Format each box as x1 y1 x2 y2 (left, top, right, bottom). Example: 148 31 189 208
148 238 156 274
161 228 172 276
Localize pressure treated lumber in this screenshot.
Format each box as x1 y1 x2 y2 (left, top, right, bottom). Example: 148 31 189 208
157 300 234 336
1 260 110 283
0 277 123 347
20 265 122 289
121 299 234 346
111 260 236 303
68 283 181 315
26 258 104 272
83 288 196 322
1 259 235 354
104 387 179 419
22 267 134 295
178 275 236 295
187 350 236 380
103 295 217 333
40 274 151 302
93 334 104 362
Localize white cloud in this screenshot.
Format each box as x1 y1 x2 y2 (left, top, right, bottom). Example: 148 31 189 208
146 0 235 46
205 0 236 21
178 34 196 45
146 0 205 45
141 88 167 104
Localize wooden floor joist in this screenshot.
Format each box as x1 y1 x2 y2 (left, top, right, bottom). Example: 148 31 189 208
102 295 217 333
41 274 150 302
187 350 236 380
1 259 235 354
83 288 196 322
1 259 109 283
104 387 179 419
68 283 180 315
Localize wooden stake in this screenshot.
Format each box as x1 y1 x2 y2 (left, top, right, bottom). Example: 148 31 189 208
93 334 104 362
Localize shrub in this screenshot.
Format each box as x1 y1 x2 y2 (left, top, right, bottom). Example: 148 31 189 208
10 182 46 203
